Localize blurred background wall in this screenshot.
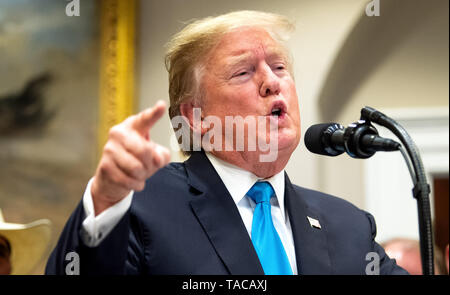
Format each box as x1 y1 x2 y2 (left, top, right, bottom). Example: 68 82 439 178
137 0 448 250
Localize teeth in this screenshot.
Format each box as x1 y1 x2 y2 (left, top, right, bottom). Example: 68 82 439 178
271 108 281 116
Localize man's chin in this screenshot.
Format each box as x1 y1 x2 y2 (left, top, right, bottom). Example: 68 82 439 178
273 131 299 152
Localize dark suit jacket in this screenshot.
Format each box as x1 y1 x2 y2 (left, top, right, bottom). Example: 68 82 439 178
46 151 407 275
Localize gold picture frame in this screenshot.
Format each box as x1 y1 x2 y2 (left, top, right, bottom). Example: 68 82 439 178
98 0 137 157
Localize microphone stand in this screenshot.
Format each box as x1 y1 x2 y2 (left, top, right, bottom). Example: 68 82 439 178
361 106 435 275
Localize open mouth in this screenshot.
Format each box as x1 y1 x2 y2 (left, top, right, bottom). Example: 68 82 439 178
268 101 287 118
271 108 282 117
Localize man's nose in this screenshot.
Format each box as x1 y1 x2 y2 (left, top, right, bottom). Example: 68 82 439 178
259 66 281 97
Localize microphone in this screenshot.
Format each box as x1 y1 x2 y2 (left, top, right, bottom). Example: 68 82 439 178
304 121 400 159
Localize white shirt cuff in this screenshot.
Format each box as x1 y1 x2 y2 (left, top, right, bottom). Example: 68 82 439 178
80 177 134 247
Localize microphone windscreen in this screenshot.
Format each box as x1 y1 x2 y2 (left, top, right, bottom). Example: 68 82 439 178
304 123 337 156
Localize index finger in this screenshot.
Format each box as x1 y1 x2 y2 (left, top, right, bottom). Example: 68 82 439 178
132 100 167 134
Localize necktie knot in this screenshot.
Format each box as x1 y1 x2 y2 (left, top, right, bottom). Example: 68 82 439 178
247 181 274 204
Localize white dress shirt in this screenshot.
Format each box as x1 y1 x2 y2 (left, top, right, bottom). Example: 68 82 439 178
205 153 298 274
81 153 298 274
81 178 133 247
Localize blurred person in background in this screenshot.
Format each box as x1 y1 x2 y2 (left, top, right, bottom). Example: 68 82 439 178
382 238 447 275
0 209 51 275
445 244 449 274
0 234 11 275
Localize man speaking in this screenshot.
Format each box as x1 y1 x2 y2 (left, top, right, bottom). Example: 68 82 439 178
46 11 407 275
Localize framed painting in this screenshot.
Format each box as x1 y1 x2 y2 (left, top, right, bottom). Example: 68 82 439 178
0 0 136 274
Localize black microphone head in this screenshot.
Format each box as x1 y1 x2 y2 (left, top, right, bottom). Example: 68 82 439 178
304 123 344 156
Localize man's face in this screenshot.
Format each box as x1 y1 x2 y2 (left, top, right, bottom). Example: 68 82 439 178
200 26 301 162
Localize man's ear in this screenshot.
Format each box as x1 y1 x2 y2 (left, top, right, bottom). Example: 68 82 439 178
179 102 207 135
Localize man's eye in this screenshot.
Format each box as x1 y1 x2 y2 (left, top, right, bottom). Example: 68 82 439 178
235 71 248 77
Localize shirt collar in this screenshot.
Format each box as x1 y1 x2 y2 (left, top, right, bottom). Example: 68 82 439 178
205 152 287 222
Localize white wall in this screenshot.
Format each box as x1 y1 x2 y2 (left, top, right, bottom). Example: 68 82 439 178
365 108 449 243
320 0 449 209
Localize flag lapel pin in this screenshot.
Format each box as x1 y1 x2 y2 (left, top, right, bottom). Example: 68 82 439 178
307 216 321 229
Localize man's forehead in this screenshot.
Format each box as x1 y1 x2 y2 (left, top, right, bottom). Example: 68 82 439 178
226 43 285 58
216 39 287 65
218 27 281 51
205 27 290 69
219 47 286 69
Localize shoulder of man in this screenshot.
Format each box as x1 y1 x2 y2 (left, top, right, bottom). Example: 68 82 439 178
291 184 367 216
134 161 190 199
289 184 408 275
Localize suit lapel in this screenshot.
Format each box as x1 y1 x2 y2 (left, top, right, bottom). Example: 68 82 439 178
284 173 333 274
185 152 264 275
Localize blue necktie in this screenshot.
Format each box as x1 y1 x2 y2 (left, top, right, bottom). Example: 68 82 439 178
247 181 293 275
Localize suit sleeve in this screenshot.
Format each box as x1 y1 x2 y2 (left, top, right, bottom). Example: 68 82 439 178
45 200 145 275
365 212 409 275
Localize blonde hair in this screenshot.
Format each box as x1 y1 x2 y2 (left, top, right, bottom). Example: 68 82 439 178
165 10 295 154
